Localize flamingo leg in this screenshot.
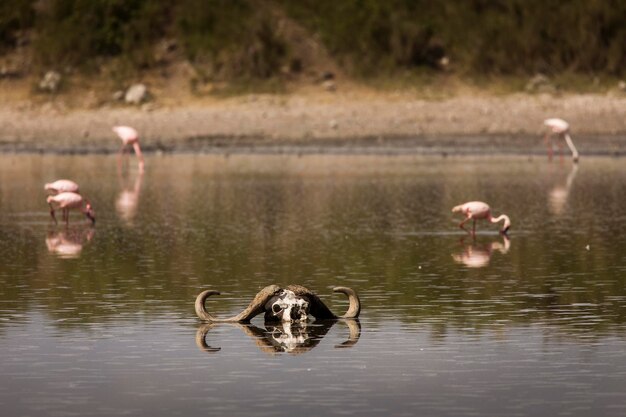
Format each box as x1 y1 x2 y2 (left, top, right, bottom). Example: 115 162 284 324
459 215 472 234
117 144 125 170
49 204 58 225
557 139 565 162
472 219 476 236
117 143 128 170
544 133 553 161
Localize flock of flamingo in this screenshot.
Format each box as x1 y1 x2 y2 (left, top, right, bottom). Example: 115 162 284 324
45 118 579 236
45 125 143 226
450 117 577 235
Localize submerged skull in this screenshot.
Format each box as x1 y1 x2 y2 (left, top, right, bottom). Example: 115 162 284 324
195 284 361 323
268 290 310 322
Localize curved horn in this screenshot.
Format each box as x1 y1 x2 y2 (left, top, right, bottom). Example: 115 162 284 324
195 285 281 323
333 287 361 319
285 285 361 320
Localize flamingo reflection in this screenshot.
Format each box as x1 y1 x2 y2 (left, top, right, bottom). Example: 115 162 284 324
116 167 144 225
196 319 361 355
46 226 95 259
548 163 578 216
452 235 511 268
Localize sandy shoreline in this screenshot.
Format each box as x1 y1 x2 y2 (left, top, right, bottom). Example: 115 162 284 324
0 91 624 155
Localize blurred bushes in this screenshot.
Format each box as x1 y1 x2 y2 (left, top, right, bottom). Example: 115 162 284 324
280 0 626 76
33 0 170 69
279 0 448 73
0 0 624 78
442 0 626 75
176 0 287 79
0 0 34 53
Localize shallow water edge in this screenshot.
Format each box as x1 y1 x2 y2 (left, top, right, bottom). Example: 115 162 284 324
0 133 625 157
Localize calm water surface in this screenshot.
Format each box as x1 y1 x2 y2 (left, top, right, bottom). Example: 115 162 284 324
1 154 625 417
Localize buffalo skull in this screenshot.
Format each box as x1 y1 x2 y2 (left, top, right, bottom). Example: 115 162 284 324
195 284 361 323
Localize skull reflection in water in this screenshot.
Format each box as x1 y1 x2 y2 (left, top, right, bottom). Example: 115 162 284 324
268 290 310 322
269 322 311 353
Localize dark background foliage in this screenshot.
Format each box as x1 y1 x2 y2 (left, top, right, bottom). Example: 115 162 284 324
1 0 624 78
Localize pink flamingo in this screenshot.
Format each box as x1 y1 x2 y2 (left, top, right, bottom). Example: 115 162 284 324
112 125 145 172
47 192 95 225
44 179 80 195
452 201 511 235
543 118 579 162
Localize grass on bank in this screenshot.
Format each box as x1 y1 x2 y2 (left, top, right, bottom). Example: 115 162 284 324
1 0 625 98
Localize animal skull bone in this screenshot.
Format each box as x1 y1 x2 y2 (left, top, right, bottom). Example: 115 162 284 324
195 284 361 323
269 290 310 322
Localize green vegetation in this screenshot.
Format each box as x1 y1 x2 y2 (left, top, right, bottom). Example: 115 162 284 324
0 0 34 53
33 0 170 69
279 0 449 74
177 0 287 79
1 0 624 80
280 0 626 76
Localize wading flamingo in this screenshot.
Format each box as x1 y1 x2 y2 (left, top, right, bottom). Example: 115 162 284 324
113 125 145 172
44 179 80 195
452 201 510 235
47 192 95 225
543 118 579 163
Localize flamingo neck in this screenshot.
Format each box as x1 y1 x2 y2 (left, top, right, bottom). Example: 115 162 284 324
564 133 579 162
490 214 510 229
131 142 145 172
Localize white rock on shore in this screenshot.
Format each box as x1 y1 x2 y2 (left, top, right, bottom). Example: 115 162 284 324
125 84 149 105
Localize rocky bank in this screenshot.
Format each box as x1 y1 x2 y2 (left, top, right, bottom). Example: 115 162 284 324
0 88 624 156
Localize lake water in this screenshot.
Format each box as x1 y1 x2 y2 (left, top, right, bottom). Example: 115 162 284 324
1 153 625 417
